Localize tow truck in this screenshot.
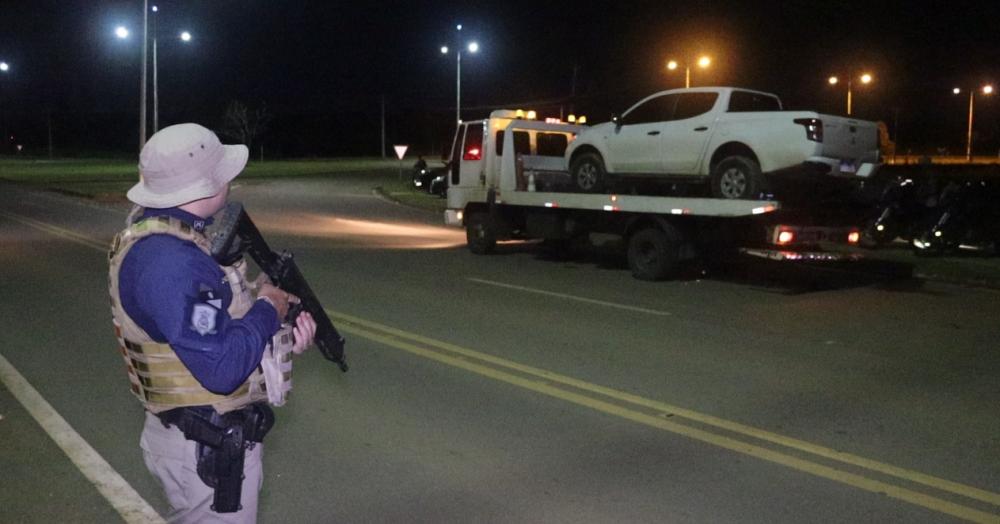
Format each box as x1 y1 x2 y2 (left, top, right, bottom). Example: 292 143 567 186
444 110 864 280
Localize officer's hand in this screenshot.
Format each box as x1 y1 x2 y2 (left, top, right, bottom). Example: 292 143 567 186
257 283 297 321
291 311 317 354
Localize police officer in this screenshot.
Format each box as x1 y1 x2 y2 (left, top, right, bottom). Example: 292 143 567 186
108 123 317 523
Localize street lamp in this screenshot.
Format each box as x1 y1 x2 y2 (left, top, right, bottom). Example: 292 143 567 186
828 72 873 116
666 55 711 88
0 61 8 154
151 4 193 132
114 3 149 152
440 24 479 126
953 84 995 161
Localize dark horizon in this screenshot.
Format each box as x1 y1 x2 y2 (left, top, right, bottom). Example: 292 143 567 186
1 0 998 158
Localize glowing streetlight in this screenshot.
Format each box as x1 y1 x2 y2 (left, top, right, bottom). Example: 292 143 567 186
0 62 8 72
665 56 711 88
440 24 480 126
828 72 873 116
180 31 192 42
115 26 130 39
955 84 995 161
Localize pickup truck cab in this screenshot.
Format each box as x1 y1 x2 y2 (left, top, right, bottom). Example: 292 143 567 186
565 87 881 199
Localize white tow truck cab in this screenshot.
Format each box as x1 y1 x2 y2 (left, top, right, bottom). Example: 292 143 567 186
445 111 861 280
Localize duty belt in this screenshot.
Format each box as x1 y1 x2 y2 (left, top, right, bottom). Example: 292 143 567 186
156 403 275 513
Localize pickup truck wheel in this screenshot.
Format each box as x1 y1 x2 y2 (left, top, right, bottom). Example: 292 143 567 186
466 212 497 254
570 153 606 193
711 156 765 200
627 226 681 281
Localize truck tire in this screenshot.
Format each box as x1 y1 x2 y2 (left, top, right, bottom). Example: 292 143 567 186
466 212 497 254
627 225 682 281
711 156 765 200
570 152 606 193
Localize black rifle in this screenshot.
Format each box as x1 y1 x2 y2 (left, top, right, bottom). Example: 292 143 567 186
209 201 348 372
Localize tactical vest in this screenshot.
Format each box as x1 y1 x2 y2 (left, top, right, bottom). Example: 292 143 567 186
108 215 293 414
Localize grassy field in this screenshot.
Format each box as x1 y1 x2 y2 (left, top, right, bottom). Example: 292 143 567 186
0 157 403 200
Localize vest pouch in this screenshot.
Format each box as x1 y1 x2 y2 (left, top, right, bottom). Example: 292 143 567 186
261 325 294 406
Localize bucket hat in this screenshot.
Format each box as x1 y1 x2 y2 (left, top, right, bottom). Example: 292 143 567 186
127 123 249 208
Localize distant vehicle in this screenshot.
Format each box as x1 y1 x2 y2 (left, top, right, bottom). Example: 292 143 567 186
412 165 448 196
565 87 882 199
428 170 447 197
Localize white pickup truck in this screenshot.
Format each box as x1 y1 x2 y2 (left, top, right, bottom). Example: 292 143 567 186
565 87 881 199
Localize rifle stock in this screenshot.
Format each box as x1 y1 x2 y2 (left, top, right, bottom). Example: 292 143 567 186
210 202 348 372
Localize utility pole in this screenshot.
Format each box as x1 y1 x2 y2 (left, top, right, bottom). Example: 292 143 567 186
380 95 386 158
139 0 148 152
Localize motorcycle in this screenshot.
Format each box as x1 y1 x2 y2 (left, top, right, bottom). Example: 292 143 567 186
912 180 1000 256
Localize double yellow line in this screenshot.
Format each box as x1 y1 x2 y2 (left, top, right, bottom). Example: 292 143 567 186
3 209 998 522
328 310 1000 523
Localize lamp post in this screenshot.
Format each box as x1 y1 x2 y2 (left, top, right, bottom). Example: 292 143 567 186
440 24 479 126
666 56 711 88
0 61 8 154
953 85 994 161
151 4 192 132
115 2 149 152
828 72 872 116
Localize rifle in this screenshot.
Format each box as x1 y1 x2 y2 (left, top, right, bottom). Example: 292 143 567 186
208 201 348 372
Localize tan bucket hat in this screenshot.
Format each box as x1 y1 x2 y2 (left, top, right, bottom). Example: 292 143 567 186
127 123 249 208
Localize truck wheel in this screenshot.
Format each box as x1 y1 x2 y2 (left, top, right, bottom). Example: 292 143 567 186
627 225 681 281
466 212 497 254
711 156 765 200
570 152 606 193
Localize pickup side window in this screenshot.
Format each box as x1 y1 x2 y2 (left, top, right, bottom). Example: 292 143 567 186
727 91 782 112
495 130 530 156
623 94 679 125
672 93 719 120
536 133 569 156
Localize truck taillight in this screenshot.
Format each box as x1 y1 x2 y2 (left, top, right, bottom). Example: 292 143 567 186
793 118 823 142
776 230 795 245
464 147 481 161
847 230 860 244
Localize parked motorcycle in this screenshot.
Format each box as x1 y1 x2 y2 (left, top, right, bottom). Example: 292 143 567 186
862 177 937 247
912 180 1000 256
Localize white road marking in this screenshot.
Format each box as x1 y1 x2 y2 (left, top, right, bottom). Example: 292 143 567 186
467 277 672 316
0 353 165 523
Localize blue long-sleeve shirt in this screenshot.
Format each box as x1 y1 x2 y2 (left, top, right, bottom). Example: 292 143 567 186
118 207 280 395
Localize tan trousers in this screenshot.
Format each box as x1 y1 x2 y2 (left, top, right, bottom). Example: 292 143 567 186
140 411 264 524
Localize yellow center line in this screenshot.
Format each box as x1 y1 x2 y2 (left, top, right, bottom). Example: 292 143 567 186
333 319 999 523
0 210 109 252
327 310 1000 511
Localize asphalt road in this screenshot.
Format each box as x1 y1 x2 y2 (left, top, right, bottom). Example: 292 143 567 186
1 175 998 523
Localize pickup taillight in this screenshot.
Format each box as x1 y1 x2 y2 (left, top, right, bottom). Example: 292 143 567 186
793 118 823 142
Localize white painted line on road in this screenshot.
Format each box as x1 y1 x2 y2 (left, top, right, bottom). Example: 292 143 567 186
467 277 672 316
0 353 165 524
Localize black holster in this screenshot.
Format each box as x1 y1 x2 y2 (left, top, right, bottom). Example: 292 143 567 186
157 403 274 513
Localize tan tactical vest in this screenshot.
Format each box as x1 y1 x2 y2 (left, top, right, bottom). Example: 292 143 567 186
108 215 293 414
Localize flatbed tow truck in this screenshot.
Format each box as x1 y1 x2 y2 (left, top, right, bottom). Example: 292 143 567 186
444 111 866 280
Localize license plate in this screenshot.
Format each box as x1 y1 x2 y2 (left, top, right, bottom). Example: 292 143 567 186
839 161 857 173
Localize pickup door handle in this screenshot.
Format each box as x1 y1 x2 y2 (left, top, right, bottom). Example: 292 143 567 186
647 131 660 136
694 126 709 132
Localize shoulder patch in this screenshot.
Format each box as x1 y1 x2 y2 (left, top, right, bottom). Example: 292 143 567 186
190 303 218 336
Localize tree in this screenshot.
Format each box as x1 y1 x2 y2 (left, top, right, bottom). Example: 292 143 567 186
218 100 271 160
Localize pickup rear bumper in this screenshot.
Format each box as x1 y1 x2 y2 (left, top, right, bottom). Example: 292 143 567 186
803 157 880 178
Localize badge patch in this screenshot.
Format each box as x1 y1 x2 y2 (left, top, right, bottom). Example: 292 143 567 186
191 303 218 336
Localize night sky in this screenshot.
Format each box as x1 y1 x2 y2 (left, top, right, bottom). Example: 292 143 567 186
1 0 998 157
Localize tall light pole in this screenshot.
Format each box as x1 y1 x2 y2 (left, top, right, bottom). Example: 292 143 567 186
0 61 8 154
115 3 149 153
828 72 873 116
953 85 994 161
666 56 711 88
151 4 193 132
440 24 479 126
